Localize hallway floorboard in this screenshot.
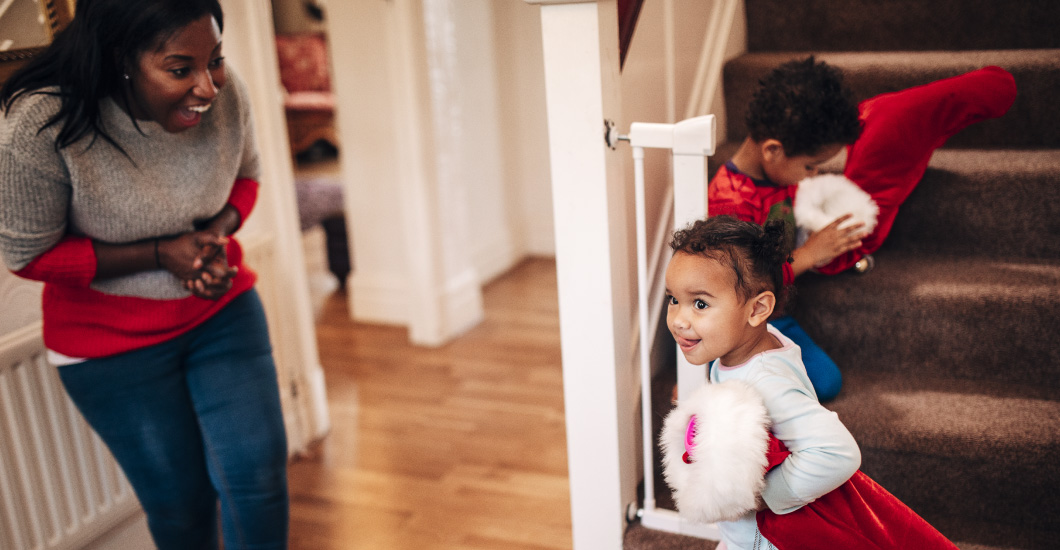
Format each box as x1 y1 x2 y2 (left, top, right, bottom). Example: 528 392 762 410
289 258 572 550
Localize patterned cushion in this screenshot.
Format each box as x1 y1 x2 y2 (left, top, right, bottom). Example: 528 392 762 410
295 177 344 231
276 32 331 93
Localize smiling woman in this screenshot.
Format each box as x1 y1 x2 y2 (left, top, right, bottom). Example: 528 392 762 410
0 0 74 82
0 1 291 548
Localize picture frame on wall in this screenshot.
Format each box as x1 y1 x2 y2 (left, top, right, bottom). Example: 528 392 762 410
0 0 75 84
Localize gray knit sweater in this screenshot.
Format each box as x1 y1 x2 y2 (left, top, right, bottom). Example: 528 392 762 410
0 67 261 300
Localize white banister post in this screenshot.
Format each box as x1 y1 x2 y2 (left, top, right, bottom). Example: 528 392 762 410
531 1 636 548
220 0 330 452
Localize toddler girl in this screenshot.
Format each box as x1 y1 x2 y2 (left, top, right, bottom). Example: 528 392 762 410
665 215 861 549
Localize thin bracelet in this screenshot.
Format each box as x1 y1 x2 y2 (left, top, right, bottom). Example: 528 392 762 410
154 238 162 268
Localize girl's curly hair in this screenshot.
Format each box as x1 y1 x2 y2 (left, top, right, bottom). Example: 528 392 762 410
745 56 862 157
670 215 791 303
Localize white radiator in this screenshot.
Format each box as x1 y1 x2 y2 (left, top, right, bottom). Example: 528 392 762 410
0 325 140 550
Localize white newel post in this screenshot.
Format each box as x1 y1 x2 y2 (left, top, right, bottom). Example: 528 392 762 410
220 0 331 453
530 1 638 548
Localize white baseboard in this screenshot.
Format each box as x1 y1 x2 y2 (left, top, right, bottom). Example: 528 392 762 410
349 267 484 346
305 364 332 439
347 271 408 325
435 266 485 343
475 235 519 284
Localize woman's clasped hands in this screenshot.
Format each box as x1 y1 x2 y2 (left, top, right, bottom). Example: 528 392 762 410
157 230 237 300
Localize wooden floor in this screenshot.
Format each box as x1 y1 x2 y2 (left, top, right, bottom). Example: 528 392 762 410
288 258 573 550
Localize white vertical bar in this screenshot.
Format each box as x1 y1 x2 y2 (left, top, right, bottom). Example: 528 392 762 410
92 433 114 512
24 357 65 546
0 368 32 550
38 358 82 536
633 145 656 513
674 145 707 402
4 363 45 550
663 0 676 124
672 116 715 402
65 388 98 523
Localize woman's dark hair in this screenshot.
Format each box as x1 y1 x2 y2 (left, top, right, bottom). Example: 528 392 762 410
745 56 862 157
0 0 224 152
670 215 791 302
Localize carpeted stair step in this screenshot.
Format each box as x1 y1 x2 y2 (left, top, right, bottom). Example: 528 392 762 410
829 370 1060 545
723 50 1060 148
743 0 1060 53
623 521 1048 550
624 523 717 549
790 251 1060 388
883 149 1060 259
633 2 1060 549
632 365 1059 550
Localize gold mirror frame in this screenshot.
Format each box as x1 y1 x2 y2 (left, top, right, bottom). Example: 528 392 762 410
0 0 76 84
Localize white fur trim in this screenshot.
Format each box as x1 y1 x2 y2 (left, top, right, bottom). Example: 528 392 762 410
660 380 772 523
794 174 879 248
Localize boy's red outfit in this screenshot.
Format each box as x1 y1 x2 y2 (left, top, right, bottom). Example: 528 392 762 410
708 66 1017 274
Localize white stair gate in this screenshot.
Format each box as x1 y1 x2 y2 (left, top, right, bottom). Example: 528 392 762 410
618 114 722 540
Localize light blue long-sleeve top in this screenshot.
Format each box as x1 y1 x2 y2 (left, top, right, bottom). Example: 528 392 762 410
709 324 861 550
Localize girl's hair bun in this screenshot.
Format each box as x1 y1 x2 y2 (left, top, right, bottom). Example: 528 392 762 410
671 216 791 300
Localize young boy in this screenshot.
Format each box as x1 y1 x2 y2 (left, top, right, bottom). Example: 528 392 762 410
709 57 1017 400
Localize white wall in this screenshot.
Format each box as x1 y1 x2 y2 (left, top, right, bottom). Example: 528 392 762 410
222 0 331 452
493 0 556 258
423 0 515 284
324 0 413 328
325 0 553 344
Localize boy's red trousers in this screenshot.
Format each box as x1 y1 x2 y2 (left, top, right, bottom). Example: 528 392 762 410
818 66 1017 274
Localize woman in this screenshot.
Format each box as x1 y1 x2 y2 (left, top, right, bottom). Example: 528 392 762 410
0 1 288 548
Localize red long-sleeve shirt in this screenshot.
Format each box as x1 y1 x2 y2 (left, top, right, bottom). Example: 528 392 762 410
14 178 259 358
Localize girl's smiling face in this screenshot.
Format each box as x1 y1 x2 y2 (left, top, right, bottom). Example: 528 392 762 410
125 15 225 133
665 251 762 366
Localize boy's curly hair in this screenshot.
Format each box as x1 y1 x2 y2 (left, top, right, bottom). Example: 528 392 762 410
745 56 862 157
670 215 791 303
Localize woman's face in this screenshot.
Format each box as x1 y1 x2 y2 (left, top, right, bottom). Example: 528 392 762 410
125 15 225 133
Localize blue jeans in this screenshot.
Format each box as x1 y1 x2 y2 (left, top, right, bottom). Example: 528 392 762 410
770 315 843 402
58 289 289 550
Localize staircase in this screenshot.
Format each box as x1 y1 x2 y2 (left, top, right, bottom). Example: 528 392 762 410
626 1 1060 549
